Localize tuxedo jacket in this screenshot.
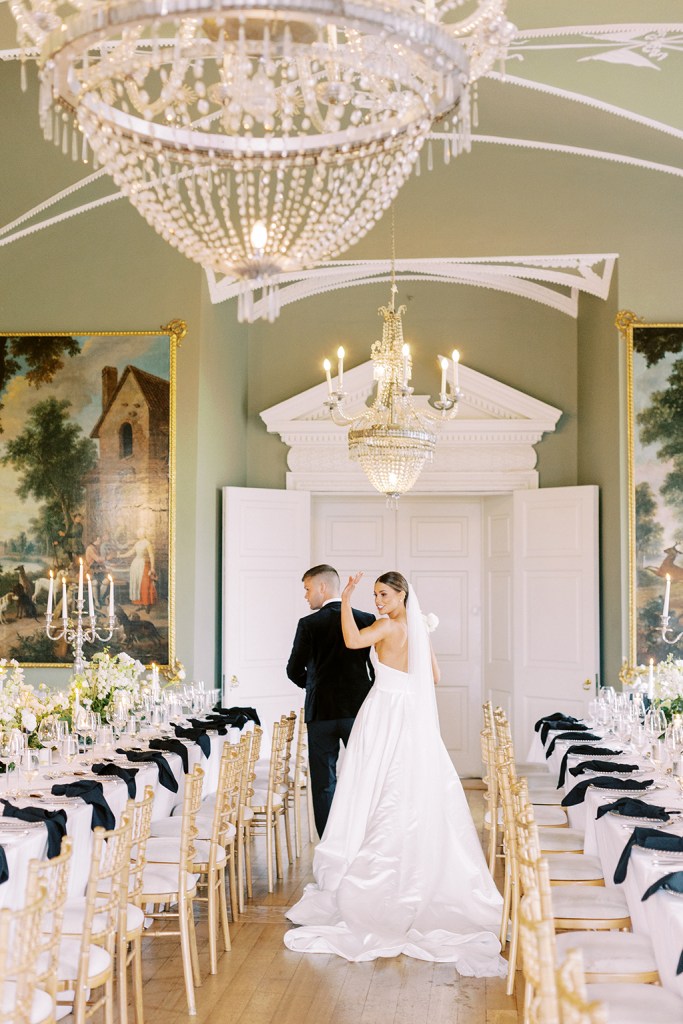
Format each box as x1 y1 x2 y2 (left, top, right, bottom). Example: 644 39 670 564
286 601 375 723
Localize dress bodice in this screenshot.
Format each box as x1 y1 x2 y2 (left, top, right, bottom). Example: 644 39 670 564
374 660 413 694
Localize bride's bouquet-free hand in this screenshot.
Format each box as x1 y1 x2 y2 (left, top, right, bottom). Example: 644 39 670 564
422 613 439 633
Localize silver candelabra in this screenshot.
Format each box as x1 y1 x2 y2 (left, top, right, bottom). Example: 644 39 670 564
45 563 116 673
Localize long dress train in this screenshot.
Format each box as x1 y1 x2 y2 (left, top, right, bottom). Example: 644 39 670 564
284 587 506 975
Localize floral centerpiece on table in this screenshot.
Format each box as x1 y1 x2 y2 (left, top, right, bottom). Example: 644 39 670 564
633 654 683 722
69 650 146 718
0 658 69 746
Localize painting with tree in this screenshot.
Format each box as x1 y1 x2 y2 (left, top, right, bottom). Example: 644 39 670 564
620 314 683 666
0 325 182 666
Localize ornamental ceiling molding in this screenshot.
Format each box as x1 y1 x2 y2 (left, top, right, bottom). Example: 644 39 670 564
260 361 562 495
205 253 616 320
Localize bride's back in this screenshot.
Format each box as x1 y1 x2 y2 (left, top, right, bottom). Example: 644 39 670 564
375 616 409 673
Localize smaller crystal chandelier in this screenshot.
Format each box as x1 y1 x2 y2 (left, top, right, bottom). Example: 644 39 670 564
323 217 461 505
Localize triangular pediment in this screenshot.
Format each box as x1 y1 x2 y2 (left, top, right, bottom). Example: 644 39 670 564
260 361 562 496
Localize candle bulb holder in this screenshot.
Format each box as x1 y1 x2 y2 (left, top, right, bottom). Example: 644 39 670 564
46 598 116 674
661 614 683 646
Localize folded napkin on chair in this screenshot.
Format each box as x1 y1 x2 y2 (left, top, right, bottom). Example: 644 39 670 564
51 780 115 831
561 776 653 808
568 759 639 778
149 737 189 773
173 726 211 758
540 720 590 745
534 712 579 732
1 800 67 858
613 827 683 884
92 762 139 798
116 749 178 792
546 733 602 759
557 745 623 787
596 797 670 822
213 704 261 726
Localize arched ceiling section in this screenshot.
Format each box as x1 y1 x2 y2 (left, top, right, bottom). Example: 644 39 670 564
1 1 682 318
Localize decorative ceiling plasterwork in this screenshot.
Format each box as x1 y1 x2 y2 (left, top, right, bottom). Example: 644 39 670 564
205 254 616 320
260 362 562 495
1 14 683 312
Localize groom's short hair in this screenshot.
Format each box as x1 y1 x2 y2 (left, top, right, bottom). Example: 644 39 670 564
302 564 340 591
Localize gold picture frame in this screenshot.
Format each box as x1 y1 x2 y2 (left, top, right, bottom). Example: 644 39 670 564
617 310 683 668
0 319 185 668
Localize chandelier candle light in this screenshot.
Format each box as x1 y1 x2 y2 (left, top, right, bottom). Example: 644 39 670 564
323 223 462 504
661 572 683 645
10 0 513 321
45 560 116 673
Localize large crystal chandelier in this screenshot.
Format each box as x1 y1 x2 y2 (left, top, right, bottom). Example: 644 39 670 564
323 216 460 505
10 0 513 320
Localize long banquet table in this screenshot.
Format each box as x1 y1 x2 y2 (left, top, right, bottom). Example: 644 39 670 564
528 715 683 999
0 719 248 910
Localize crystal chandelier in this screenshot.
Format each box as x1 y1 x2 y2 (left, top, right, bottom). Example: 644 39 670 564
10 0 513 321
323 216 460 505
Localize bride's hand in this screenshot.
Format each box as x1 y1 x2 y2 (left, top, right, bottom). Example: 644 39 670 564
342 571 363 601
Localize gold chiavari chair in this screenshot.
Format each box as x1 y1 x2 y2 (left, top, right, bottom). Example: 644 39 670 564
493 708 568 810
0 884 51 1024
238 727 261 910
250 719 289 893
290 708 314 857
117 787 155 1024
59 814 134 1024
28 837 72 1020
280 711 297 865
556 950 608 1024
140 766 204 1015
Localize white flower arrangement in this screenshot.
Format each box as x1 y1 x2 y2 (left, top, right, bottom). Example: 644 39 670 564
0 659 69 744
422 612 439 633
70 649 147 717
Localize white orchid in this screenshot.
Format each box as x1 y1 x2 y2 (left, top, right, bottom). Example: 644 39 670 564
422 612 439 633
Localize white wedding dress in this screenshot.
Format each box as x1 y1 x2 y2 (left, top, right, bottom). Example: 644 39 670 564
284 587 506 975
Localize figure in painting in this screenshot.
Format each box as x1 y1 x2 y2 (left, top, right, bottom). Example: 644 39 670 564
121 527 157 612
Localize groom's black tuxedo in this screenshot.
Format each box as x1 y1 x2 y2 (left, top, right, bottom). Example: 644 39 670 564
287 600 375 835
287 601 375 722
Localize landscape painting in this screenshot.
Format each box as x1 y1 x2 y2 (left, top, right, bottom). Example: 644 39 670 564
625 318 683 665
0 328 179 667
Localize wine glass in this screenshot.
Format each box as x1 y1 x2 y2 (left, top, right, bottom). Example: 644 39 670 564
37 716 59 764
60 733 78 766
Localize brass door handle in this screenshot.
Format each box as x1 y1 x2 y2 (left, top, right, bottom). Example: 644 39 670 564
582 678 592 691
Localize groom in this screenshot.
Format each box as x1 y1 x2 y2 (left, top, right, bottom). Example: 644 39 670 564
287 564 375 837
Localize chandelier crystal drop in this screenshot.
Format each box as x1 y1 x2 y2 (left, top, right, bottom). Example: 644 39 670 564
10 0 513 320
323 215 461 505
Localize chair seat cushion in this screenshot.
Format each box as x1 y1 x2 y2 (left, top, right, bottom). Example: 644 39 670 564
150 816 236 844
141 863 199 896
538 827 584 852
546 853 603 882
145 835 228 868
250 790 283 809
484 808 504 826
0 983 53 1024
528 788 564 806
60 897 142 937
551 885 629 921
57 938 111 983
533 805 568 826
556 931 656 975
587 982 683 1023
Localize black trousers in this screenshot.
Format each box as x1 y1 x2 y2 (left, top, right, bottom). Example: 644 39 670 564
307 717 355 837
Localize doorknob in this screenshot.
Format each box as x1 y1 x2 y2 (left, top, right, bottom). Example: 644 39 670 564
582 678 592 691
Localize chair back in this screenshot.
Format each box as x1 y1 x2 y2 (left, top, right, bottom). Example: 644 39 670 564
518 887 560 1024
126 786 155 907
239 726 262 825
27 837 73 1001
0 884 48 1024
292 709 307 793
209 744 241 858
556 949 608 1024
179 765 205 874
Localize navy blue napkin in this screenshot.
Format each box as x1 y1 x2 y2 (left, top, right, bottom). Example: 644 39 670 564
0 846 7 885
557 745 623 787
569 760 639 778
92 762 139 799
596 797 670 822
613 827 683 884
562 776 653 807
188 718 227 735
174 726 211 758
1 801 67 858
205 711 250 728
213 705 261 727
116 749 178 792
641 870 683 901
51 780 115 831
546 732 601 759
149 738 189 773
534 712 579 733
540 720 590 745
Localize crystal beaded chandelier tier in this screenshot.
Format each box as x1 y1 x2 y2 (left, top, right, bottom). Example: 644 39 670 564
323 214 461 504
10 0 513 320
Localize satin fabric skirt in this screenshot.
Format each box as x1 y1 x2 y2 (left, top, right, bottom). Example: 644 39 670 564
284 663 506 974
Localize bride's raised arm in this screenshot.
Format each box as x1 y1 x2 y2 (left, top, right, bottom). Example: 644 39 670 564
341 572 391 650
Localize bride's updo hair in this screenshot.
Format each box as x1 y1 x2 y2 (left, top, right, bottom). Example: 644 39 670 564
375 571 409 606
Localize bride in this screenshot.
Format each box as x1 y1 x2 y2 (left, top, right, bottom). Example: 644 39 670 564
284 571 506 975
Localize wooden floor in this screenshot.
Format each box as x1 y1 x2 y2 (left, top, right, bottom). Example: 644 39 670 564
141 782 522 1024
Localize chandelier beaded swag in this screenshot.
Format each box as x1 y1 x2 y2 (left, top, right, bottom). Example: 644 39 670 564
10 0 513 320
